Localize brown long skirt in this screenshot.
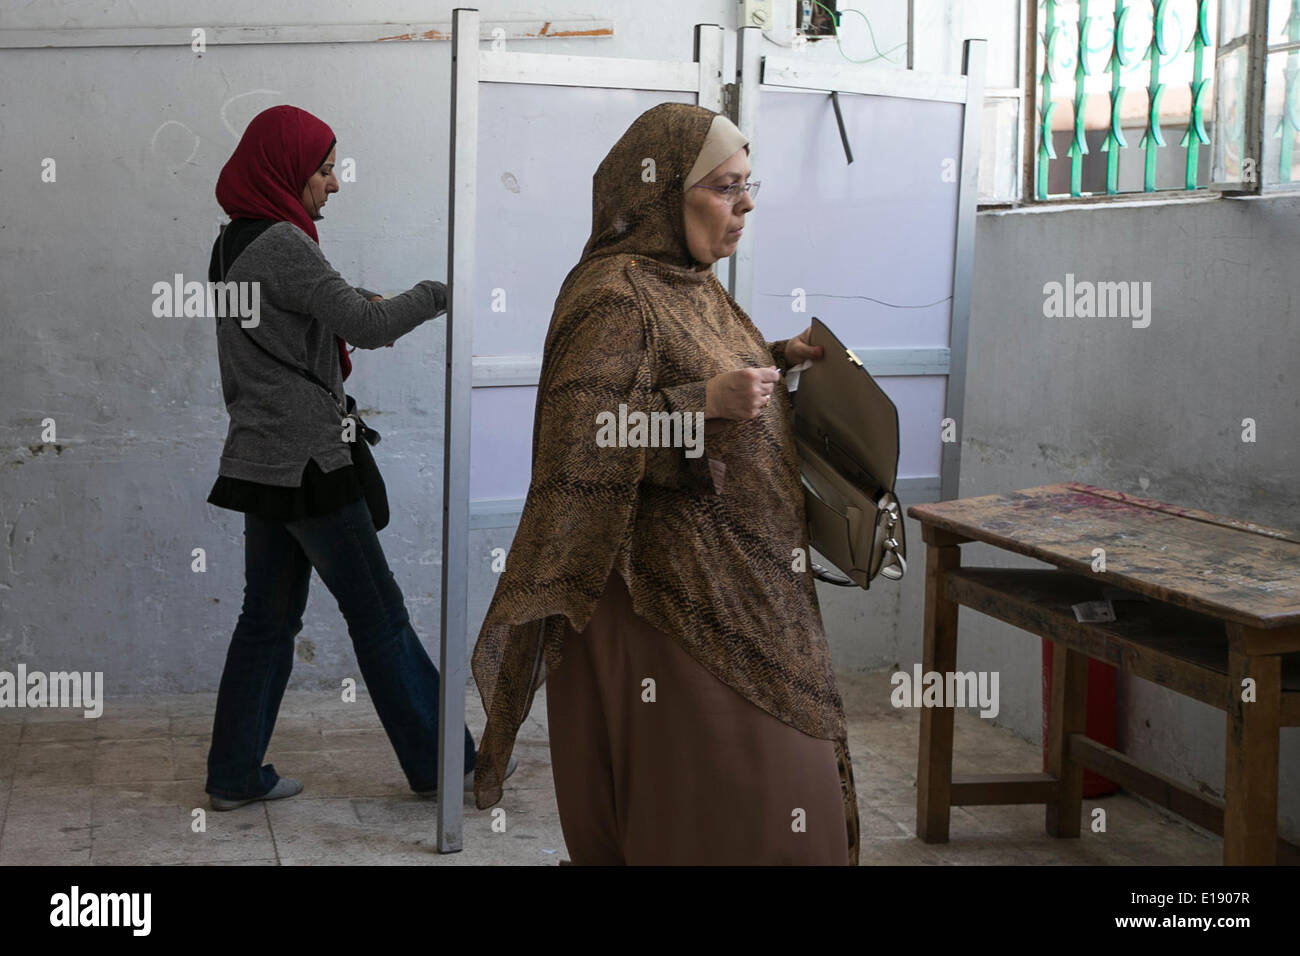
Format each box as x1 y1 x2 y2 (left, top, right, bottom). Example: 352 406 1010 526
545 570 850 865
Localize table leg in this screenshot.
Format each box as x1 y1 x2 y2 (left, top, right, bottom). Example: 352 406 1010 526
916 530 962 842
1224 629 1280 866
1045 642 1087 838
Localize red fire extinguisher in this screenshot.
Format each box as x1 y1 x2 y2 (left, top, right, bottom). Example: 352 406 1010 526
1041 638 1117 798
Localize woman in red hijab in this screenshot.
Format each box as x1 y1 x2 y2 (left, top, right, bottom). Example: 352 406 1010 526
203 105 508 810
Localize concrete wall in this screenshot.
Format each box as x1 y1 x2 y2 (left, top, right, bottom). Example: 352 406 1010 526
965 194 1300 837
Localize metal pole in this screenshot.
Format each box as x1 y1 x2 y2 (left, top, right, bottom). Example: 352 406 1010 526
1241 0 1270 194
695 22 727 287
438 5 480 854
730 24 762 310
831 90 855 164
939 38 985 503
907 0 915 70
694 22 725 112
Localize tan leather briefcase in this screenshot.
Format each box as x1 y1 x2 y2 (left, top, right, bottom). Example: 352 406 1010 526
791 317 906 589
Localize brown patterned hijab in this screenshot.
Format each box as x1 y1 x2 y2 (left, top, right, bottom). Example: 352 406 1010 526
576 101 717 269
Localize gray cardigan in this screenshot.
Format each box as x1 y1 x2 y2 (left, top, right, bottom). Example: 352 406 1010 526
214 221 443 485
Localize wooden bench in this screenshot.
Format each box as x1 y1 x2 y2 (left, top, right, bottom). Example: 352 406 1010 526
907 483 1300 865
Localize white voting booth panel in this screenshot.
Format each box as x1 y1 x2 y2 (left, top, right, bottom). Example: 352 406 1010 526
747 90 962 348
470 84 696 505
472 83 697 357
747 88 963 484
735 36 986 503
469 385 537 498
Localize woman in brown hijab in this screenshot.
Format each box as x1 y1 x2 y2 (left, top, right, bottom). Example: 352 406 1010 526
471 102 859 865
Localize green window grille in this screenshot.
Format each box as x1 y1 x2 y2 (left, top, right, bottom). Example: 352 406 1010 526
1036 0 1215 198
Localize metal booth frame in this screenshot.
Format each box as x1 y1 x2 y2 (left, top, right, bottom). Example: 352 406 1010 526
438 7 725 851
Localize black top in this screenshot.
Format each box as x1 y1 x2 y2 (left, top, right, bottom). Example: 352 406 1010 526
206 217 364 521
207 458 364 521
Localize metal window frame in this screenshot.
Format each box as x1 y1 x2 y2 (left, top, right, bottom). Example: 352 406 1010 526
1021 0 1040 204
440 6 725 853
1215 0 1300 194
1262 0 1300 189
730 33 986 505
1212 0 1271 194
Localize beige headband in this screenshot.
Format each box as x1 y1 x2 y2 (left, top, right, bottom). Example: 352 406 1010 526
684 114 749 190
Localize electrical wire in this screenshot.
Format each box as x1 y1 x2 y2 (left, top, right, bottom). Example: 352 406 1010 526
811 1 908 64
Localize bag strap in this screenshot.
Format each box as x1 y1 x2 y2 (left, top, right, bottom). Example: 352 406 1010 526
874 499 907 580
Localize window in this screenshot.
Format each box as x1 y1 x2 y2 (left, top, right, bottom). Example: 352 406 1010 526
1035 0 1216 198
1029 0 1300 201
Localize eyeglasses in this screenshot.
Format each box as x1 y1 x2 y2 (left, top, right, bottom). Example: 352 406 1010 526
691 180 761 204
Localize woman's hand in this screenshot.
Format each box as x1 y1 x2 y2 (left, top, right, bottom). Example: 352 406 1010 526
706 366 781 420
784 326 824 365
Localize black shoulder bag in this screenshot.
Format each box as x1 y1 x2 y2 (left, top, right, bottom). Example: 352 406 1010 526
216 226 390 530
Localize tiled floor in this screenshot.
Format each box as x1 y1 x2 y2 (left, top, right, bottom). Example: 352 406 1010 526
0 670 1222 865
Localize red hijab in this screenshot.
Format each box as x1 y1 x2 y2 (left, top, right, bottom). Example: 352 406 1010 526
216 105 352 380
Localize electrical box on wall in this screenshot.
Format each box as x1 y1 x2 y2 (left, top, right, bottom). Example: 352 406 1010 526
740 0 773 30
796 0 838 38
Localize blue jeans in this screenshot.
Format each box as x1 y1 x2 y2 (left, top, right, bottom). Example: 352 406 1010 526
205 497 476 799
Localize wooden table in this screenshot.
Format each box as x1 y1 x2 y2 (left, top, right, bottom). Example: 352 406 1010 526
907 482 1300 866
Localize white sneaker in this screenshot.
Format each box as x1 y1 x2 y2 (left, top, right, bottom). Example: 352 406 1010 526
210 777 303 811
